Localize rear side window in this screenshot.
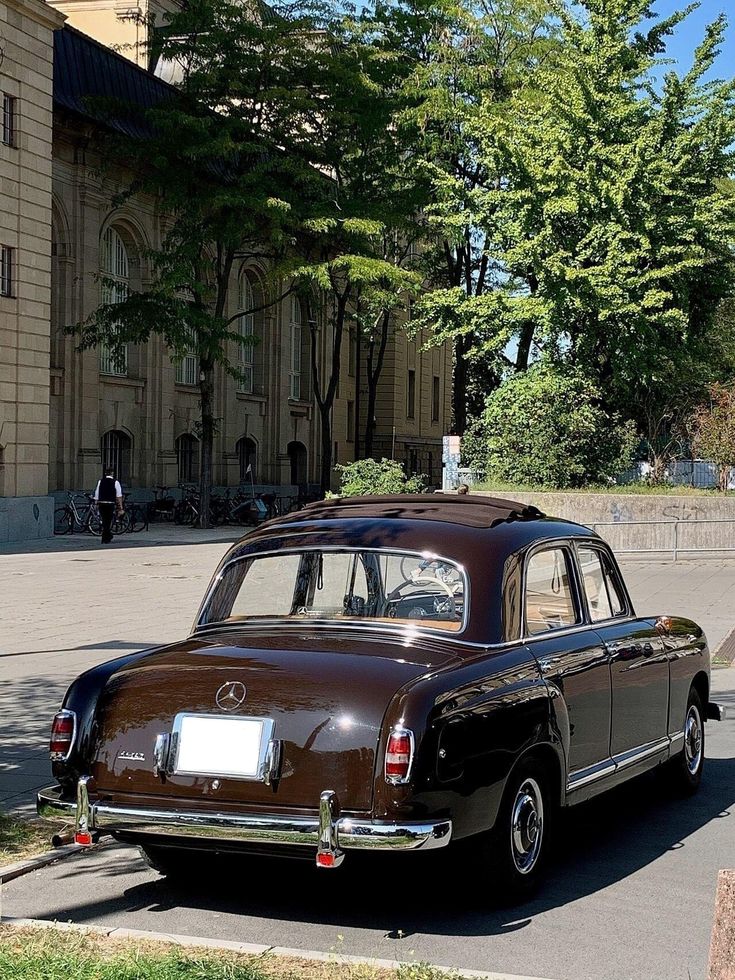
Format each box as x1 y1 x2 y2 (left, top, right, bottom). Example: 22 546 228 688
577 546 627 621
524 547 579 635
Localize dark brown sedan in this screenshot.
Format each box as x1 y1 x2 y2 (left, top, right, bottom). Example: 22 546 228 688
39 495 720 898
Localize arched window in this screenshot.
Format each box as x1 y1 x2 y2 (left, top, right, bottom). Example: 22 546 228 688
289 296 302 400
287 440 307 487
238 275 255 394
101 430 132 485
176 434 199 484
100 227 129 376
236 436 257 482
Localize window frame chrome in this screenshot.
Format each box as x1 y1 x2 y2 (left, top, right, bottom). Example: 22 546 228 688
194 546 470 639
520 539 584 640
571 540 632 625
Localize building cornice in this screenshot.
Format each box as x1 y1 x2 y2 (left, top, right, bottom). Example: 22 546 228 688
5 0 66 31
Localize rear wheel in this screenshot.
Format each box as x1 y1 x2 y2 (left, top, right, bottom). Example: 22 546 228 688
54 507 72 535
668 687 705 795
477 759 551 903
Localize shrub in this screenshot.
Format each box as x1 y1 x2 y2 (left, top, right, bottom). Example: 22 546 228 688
471 364 636 489
690 384 735 491
333 458 428 496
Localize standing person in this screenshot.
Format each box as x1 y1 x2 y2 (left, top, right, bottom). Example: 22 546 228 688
94 467 124 544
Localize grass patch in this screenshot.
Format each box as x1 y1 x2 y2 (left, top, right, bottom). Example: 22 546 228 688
473 480 724 497
0 812 56 865
0 926 456 980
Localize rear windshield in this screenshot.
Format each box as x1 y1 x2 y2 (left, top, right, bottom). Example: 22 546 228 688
199 550 466 632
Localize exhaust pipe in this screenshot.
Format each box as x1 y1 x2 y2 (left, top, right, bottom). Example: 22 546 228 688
52 829 75 847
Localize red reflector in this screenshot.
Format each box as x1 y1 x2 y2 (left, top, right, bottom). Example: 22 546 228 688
74 830 93 846
317 852 336 868
50 711 75 758
385 731 413 781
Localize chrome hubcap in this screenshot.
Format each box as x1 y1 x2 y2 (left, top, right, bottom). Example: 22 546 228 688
684 704 703 775
511 777 544 875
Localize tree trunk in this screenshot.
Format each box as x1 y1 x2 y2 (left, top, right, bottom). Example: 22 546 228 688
515 321 535 372
354 326 361 461
319 402 332 497
364 311 390 457
453 334 470 435
198 359 215 529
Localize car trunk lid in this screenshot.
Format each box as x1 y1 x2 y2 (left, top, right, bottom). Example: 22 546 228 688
90 628 458 812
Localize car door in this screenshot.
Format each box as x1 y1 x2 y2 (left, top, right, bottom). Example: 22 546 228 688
575 544 669 761
523 543 612 784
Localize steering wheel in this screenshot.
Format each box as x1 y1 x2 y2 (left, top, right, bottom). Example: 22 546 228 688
387 574 457 621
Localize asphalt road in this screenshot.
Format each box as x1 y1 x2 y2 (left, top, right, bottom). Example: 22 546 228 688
4 667 734 980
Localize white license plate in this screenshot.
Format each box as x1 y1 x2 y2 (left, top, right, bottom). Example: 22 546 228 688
172 713 274 780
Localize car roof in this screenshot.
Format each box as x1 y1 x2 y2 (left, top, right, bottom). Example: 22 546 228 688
278 494 546 530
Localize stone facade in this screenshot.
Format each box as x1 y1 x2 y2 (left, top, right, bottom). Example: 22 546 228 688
0 0 64 540
0 1 452 540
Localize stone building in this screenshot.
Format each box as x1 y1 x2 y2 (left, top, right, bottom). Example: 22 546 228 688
0 0 65 540
0 0 451 540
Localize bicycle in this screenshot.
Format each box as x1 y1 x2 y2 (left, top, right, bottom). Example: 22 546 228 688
54 492 101 535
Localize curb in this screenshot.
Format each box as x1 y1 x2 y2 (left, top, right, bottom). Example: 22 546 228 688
0 844 85 884
0 917 556 980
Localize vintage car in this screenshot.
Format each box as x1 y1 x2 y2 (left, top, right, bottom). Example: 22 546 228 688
38 495 721 897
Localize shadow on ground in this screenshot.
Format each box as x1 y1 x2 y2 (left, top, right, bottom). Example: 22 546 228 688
23 751 735 938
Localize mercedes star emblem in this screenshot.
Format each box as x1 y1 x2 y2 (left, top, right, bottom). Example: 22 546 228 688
215 680 247 711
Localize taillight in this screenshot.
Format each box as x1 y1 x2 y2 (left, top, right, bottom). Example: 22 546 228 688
385 728 414 784
50 710 76 761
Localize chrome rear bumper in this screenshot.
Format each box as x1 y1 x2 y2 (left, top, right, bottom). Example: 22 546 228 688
37 783 452 865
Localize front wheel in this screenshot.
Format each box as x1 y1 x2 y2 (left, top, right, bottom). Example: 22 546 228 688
668 688 705 795
477 760 551 903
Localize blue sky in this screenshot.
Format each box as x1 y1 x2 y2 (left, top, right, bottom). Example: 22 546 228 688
651 0 734 79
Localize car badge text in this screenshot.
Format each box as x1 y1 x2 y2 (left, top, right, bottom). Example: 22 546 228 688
216 680 247 711
117 751 145 761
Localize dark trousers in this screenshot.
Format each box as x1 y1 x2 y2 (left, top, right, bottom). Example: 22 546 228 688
99 502 115 543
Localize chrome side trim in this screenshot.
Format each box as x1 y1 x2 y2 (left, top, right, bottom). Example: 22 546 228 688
567 760 616 790
566 736 673 794
36 785 452 853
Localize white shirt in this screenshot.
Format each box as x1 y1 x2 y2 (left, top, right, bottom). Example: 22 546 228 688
94 479 123 501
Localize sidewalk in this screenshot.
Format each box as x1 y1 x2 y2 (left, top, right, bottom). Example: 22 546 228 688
0 528 733 812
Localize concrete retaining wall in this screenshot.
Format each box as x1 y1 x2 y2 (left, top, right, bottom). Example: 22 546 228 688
475 491 735 556
0 496 54 544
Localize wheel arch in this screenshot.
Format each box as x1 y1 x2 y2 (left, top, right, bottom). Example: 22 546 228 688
691 671 709 713
508 741 565 810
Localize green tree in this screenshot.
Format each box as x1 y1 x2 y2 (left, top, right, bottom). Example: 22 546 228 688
333 457 427 496
72 0 364 521
421 0 735 431
470 362 636 488
390 0 555 433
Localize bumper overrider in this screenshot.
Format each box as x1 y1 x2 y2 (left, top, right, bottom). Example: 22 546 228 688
37 779 452 868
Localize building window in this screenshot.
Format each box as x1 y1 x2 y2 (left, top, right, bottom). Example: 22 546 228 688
175 327 198 386
407 369 416 419
428 452 434 484
289 296 302 400
0 246 13 297
101 429 131 485
99 227 129 376
238 275 255 394
348 328 357 377
287 440 307 486
2 94 15 147
432 376 440 422
236 436 257 482
347 400 355 442
176 433 199 483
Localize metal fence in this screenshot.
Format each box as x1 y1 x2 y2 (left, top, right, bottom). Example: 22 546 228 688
589 519 735 561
